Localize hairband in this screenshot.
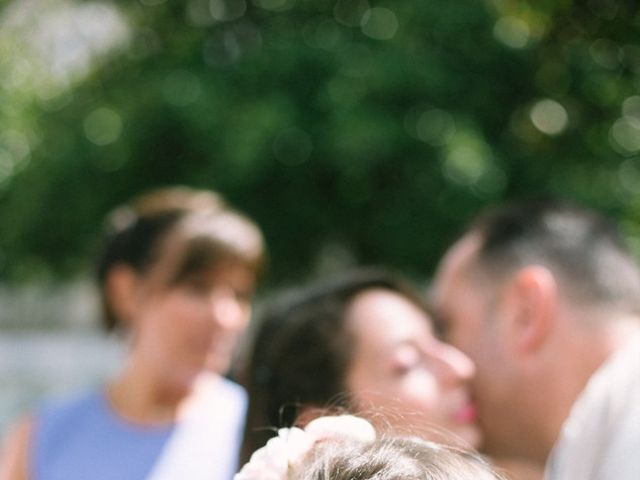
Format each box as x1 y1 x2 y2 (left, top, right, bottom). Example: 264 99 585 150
235 415 376 480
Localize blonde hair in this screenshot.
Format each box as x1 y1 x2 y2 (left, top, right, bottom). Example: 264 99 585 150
293 436 506 480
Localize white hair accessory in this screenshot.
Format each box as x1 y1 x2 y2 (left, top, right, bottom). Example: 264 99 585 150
234 415 376 480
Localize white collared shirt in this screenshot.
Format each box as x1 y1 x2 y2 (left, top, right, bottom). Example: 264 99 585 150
545 332 640 480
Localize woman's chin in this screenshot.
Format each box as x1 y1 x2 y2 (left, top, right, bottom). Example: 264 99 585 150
453 424 483 449
204 351 233 376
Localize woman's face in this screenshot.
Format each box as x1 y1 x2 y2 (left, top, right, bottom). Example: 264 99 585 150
345 289 481 448
130 260 256 391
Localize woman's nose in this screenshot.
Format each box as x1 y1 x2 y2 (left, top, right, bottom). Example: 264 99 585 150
432 342 475 385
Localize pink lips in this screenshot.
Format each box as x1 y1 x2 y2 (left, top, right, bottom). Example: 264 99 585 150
453 403 478 423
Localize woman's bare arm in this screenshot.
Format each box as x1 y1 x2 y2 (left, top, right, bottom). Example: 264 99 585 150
0 417 33 480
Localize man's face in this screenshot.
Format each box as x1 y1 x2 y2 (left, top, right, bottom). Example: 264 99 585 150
432 234 523 457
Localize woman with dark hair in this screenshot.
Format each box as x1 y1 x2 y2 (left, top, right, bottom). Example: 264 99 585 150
240 269 480 465
1 186 266 480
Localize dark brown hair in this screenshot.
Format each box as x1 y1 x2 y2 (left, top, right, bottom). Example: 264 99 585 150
468 197 640 315
239 269 431 464
96 186 265 331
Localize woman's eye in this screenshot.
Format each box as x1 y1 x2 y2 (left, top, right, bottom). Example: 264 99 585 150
392 359 424 378
392 348 423 375
392 364 413 376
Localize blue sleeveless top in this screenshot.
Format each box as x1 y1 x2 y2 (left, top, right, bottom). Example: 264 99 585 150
32 390 174 480
31 379 247 480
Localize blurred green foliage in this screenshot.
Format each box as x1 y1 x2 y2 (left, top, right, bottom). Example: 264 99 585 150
1 0 640 286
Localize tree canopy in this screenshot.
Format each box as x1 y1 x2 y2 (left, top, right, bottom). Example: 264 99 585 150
1 0 639 286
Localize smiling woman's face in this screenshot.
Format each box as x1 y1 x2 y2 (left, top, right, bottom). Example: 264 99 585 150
129 260 256 393
344 288 481 448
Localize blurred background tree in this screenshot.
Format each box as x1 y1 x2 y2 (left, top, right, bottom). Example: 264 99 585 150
1 0 640 288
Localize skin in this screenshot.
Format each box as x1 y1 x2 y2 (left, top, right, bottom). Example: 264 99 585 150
431 235 522 457
0 420 30 480
107 260 256 422
344 288 481 448
431 233 637 467
0 259 256 478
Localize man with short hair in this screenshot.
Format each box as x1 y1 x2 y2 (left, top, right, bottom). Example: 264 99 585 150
432 198 640 479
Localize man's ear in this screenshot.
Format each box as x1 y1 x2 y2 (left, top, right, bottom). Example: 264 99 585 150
504 265 558 354
104 265 140 329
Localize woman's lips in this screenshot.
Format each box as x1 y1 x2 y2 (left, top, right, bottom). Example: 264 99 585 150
453 402 477 423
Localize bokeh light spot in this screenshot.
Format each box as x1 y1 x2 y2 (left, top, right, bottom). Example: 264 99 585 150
610 117 640 155
187 0 216 26
0 149 14 184
7 1 131 89
530 99 568 135
493 16 530 49
210 0 246 22
444 139 487 185
83 108 122 146
360 8 398 41
5 59 33 90
37 89 73 113
442 129 505 196
622 96 640 121
0 131 31 163
334 0 370 27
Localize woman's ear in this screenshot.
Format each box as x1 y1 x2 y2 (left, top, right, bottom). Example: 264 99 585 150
504 265 558 354
104 265 140 329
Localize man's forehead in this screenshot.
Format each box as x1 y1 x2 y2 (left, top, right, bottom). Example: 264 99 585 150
434 233 483 298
